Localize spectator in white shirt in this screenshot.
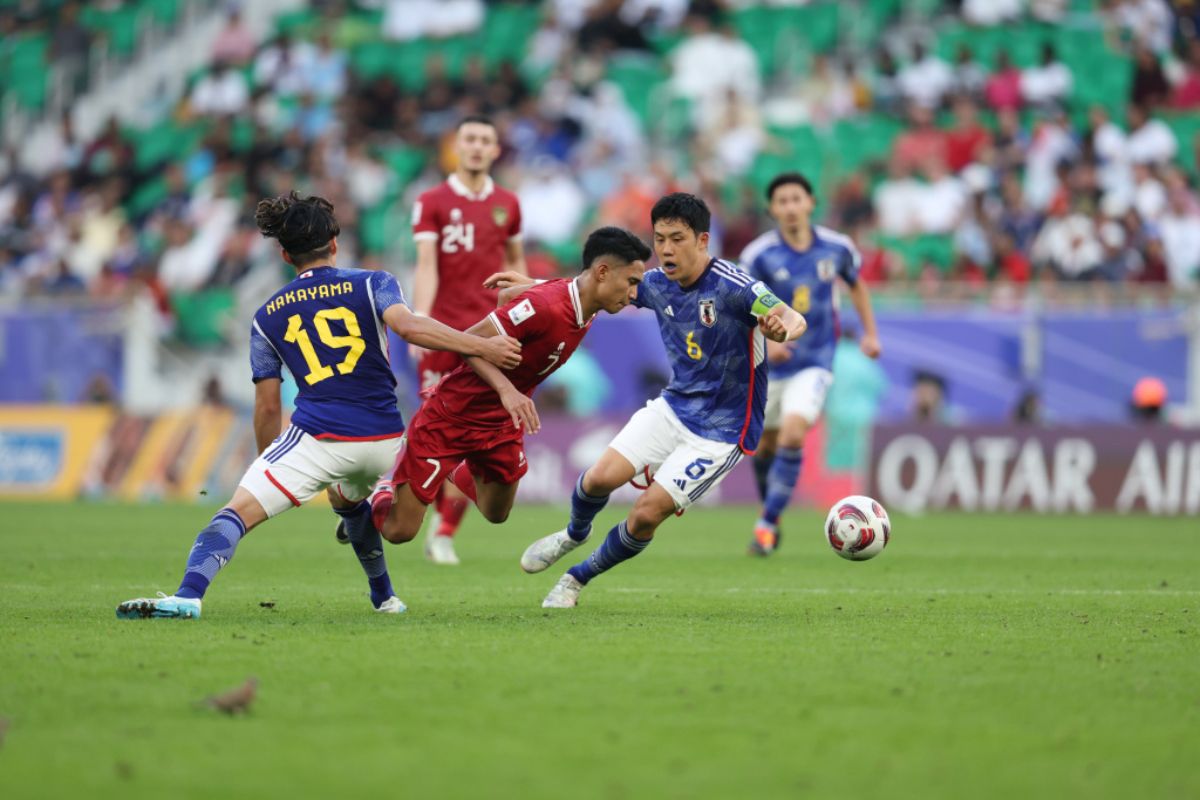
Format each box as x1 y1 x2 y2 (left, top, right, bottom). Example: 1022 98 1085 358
915 157 967 235
962 0 1022 25
190 62 250 116
1125 102 1178 165
1131 162 1168 220
1023 110 1078 211
1032 202 1104 280
873 160 923 236
1108 0 1174 54
254 34 316 96
897 43 954 110
1021 44 1073 110
1090 105 1131 197
670 15 761 120
1158 187 1200 288
517 159 587 244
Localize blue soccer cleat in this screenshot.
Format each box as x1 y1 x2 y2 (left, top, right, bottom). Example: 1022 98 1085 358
116 592 202 619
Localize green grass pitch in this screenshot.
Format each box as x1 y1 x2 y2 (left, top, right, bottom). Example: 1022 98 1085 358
0 501 1196 799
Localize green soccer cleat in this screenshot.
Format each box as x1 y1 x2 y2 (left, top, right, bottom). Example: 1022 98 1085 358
116 593 202 619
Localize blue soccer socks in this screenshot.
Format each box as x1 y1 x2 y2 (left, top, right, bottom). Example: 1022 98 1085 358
335 500 394 608
566 473 610 542
176 508 246 600
761 447 803 527
567 521 649 585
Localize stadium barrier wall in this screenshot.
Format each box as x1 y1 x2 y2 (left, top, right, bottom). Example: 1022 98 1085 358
868 424 1200 515
0 408 859 506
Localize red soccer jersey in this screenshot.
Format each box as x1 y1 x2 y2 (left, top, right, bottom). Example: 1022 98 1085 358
412 174 522 330
428 278 592 429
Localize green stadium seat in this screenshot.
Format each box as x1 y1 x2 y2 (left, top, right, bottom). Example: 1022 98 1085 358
605 55 664 128
825 115 903 177
350 40 394 81
876 234 955 277
125 175 168 219
172 289 235 348
380 145 426 185
358 201 393 254
129 120 210 171
82 4 143 59
481 4 540 67
274 9 318 38
142 0 181 29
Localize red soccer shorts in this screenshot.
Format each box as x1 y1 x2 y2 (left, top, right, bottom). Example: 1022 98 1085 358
392 402 527 505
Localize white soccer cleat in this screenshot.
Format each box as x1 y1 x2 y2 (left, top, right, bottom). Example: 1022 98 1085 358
521 529 586 574
541 574 584 608
375 596 407 614
425 533 460 565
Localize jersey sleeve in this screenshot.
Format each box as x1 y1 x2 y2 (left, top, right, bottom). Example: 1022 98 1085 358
249 321 284 383
368 270 407 318
507 198 522 241
838 241 863 287
630 270 659 310
488 285 549 341
412 192 439 242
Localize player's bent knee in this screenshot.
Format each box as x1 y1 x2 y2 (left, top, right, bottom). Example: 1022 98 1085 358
478 502 511 524
379 516 420 544
627 493 674 539
778 417 810 449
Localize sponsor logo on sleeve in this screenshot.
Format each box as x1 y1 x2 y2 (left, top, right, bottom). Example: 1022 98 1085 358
508 298 536 326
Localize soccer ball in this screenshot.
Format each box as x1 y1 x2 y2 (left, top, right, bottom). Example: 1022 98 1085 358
824 495 890 561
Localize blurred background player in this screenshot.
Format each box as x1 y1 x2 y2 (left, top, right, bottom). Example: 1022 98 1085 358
409 115 527 565
740 173 881 557
116 192 520 619
518 194 807 608
370 227 650 567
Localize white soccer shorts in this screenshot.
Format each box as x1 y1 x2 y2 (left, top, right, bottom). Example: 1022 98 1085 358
239 425 404 518
608 397 744 511
764 367 834 429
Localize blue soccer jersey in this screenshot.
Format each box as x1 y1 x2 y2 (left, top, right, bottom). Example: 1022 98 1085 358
741 225 860 377
250 266 407 440
633 258 783 453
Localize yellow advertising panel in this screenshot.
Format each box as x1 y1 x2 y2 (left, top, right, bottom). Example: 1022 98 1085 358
0 406 116 499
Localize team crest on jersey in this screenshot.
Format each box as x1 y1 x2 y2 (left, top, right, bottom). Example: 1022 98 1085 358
699 298 717 327
492 206 509 226
817 258 837 281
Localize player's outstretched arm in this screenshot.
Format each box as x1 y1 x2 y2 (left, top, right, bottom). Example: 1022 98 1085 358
382 305 522 370
253 379 283 454
462 317 541 434
482 271 537 306
847 280 882 359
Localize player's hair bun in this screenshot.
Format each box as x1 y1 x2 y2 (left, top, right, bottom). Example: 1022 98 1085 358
255 191 341 257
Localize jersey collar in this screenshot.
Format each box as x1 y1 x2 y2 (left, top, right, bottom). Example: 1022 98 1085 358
677 258 716 292
448 173 495 201
298 265 334 278
569 277 589 328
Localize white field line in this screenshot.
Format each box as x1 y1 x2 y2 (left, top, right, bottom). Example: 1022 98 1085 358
602 587 1200 597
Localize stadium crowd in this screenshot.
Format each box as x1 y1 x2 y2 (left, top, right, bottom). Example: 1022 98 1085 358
1 0 1199 330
